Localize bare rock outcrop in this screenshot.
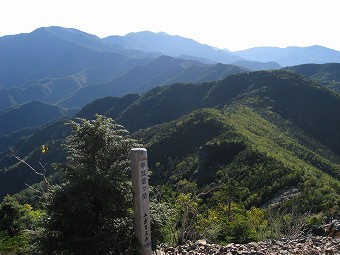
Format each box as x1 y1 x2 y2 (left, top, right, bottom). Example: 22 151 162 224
154 236 340 255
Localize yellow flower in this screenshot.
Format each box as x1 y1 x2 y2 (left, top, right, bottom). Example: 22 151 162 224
41 145 48 154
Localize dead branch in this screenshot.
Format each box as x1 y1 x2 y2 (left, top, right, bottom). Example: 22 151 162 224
9 147 50 186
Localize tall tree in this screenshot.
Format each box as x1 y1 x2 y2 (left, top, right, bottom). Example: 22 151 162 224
38 115 138 255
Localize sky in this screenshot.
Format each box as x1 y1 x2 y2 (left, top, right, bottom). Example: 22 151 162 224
0 0 339 51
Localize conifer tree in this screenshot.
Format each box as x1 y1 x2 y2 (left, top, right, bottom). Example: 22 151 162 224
38 115 138 255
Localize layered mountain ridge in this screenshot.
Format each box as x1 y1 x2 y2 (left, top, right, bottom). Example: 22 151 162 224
0 70 339 214
0 27 339 215
1 26 339 112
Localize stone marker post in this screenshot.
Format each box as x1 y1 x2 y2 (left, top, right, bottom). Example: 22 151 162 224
131 148 152 255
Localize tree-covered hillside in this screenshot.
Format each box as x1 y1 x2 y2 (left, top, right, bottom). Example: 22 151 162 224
58 56 248 108
0 101 71 136
131 75 340 212
284 63 340 93
0 74 87 111
1 69 340 253
117 70 340 156
1 70 339 213
0 119 69 199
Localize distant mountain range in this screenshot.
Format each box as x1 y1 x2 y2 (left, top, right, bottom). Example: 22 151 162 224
104 31 340 66
104 31 242 64
0 26 339 144
0 27 157 88
58 56 249 108
1 26 340 113
235 46 340 66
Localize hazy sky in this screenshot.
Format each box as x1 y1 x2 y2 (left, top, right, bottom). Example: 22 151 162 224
1 0 339 51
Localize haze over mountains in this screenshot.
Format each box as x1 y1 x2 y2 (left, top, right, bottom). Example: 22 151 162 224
236 46 340 66
106 31 340 66
104 31 242 64
0 26 339 136
1 26 340 112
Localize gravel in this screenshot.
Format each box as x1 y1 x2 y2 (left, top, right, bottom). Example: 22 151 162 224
154 236 340 255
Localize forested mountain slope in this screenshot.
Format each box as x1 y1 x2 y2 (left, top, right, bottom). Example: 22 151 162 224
0 74 87 111
0 119 69 199
58 56 248 108
284 63 340 93
0 70 339 213
0 101 71 136
117 70 340 156
133 105 339 211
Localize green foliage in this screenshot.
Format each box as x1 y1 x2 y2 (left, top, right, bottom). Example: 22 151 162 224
149 185 178 246
0 231 30 254
266 205 311 240
36 115 138 255
137 104 339 214
134 108 232 184
151 179 267 245
149 199 176 248
222 105 340 211
225 213 257 244
3 69 340 205
195 180 267 244
130 72 340 244
175 191 200 244
0 195 26 236
0 195 40 237
76 96 120 120
196 202 265 244
196 206 224 242
213 179 249 214
0 196 41 254
117 82 212 132
246 206 268 240
132 100 339 246
284 63 340 93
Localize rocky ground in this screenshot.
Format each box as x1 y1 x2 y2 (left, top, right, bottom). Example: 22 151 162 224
154 236 340 255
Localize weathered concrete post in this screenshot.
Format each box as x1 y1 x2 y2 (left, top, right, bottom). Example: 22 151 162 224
131 148 152 255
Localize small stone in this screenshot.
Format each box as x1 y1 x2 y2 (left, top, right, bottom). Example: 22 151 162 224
219 246 229 253
165 247 175 253
155 250 166 255
196 239 207 245
240 251 249 255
